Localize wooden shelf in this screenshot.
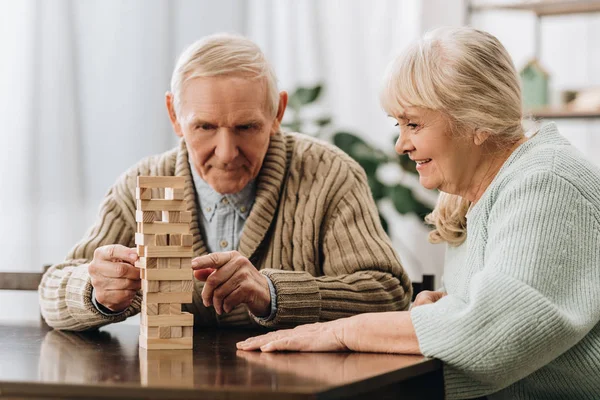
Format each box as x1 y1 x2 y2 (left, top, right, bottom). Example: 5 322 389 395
472 1 600 16
527 107 600 119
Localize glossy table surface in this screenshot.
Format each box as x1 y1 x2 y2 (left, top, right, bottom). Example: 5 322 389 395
0 321 443 399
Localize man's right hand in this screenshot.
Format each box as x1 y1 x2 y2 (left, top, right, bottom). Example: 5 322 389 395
89 245 140 312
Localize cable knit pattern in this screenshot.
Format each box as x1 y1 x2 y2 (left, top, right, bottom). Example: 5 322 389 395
411 123 600 399
39 132 411 331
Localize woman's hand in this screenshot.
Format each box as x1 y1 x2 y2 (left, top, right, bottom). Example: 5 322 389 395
412 290 446 308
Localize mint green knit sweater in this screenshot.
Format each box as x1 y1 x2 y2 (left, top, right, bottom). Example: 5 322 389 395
411 123 600 399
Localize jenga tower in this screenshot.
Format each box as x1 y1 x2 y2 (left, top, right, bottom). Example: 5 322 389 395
135 176 194 350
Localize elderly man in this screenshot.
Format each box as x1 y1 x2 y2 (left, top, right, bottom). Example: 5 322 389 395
39 34 412 331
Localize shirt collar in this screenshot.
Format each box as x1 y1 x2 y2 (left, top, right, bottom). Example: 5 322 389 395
190 162 255 222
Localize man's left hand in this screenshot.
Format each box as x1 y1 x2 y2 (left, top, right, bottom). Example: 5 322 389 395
192 251 271 317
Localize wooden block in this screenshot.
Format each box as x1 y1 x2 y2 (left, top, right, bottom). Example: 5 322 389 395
165 188 185 200
138 222 190 235
158 304 171 315
142 280 159 293
137 245 145 257
180 258 192 269
136 257 157 269
144 246 193 258
181 280 194 292
170 281 183 292
183 326 193 338
157 258 170 269
155 234 168 246
168 258 181 269
143 312 194 327
137 176 185 189
136 210 157 223
142 302 159 316
159 326 171 339
170 326 182 338
139 335 192 350
170 304 182 315
162 211 180 223
169 234 182 246
145 269 193 281
136 187 152 200
135 233 155 246
181 234 193 247
144 292 193 304
137 200 186 212
140 268 146 280
159 281 171 292
140 325 159 338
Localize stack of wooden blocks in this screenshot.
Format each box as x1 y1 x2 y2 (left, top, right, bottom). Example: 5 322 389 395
136 176 194 350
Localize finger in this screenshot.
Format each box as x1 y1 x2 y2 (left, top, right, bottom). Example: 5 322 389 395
90 260 141 280
221 286 247 314
94 244 138 263
201 258 245 307
193 268 215 281
95 289 137 312
237 330 289 350
192 252 236 270
260 336 310 352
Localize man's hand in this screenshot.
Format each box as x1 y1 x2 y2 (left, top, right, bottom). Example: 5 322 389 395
411 290 446 308
192 251 271 317
88 245 140 312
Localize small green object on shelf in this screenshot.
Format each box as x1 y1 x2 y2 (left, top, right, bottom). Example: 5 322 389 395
520 58 550 109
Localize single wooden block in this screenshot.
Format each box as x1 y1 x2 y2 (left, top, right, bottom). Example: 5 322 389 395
162 211 180 223
136 187 152 200
137 200 186 212
142 302 159 316
139 335 192 350
170 281 183 292
159 281 171 293
144 292 193 304
159 326 171 339
181 234 193 247
137 245 145 257
170 304 182 315
157 258 170 269
144 246 193 258
183 326 193 338
135 233 155 246
169 234 182 246
170 326 182 338
180 258 192 269
155 234 168 246
168 258 181 269
181 280 194 292
142 312 194 327
140 325 159 338
137 176 185 189
136 210 157 223
136 257 157 269
145 269 192 281
142 280 159 293
158 304 171 315
138 222 190 235
165 187 185 200
140 268 146 280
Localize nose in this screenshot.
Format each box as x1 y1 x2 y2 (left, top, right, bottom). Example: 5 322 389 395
395 129 415 155
214 129 239 164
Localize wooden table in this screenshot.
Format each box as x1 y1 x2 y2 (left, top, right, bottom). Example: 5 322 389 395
0 321 443 399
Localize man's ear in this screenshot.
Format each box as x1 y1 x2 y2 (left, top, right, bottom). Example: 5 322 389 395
474 128 491 146
166 92 183 138
271 91 288 135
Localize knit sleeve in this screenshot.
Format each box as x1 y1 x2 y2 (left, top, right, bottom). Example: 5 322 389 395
255 168 413 328
411 171 600 398
38 173 140 331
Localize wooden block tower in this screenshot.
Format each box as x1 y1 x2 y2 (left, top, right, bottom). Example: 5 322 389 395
136 176 194 350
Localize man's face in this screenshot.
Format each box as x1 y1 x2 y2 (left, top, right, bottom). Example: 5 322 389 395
167 76 285 194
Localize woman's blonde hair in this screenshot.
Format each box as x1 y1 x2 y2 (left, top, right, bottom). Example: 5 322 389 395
170 33 279 116
380 26 524 246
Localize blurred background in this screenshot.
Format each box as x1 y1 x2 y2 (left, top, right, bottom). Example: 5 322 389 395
1 0 599 320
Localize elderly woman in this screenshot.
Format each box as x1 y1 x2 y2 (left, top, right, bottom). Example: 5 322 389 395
234 27 600 399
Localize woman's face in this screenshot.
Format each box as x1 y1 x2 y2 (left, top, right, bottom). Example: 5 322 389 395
393 107 481 196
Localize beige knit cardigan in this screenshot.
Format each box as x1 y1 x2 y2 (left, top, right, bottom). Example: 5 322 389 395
39 132 412 331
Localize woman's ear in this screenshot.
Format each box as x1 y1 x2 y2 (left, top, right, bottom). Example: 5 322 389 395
474 129 491 146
